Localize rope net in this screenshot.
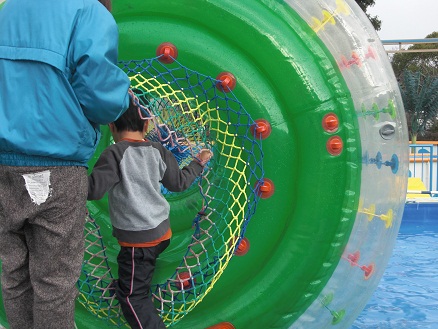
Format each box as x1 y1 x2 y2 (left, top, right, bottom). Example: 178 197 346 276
78 53 265 327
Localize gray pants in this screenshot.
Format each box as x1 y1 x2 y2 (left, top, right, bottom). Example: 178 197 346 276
0 166 87 329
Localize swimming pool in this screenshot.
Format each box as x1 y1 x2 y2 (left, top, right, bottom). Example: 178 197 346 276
351 202 438 329
0 202 435 329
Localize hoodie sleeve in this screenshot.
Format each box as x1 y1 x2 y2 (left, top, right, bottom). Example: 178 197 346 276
69 1 130 125
88 147 121 200
159 145 204 192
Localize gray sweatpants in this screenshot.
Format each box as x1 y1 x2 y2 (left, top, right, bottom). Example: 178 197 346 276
0 166 87 329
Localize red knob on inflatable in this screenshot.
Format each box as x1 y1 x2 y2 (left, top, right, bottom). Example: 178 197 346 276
251 119 272 139
176 271 193 290
234 237 250 256
156 42 178 64
362 263 375 280
206 322 235 329
256 178 275 199
216 71 236 92
322 113 339 133
365 46 377 60
349 51 362 67
326 136 343 156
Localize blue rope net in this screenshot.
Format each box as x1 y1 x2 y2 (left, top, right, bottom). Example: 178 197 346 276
78 53 265 327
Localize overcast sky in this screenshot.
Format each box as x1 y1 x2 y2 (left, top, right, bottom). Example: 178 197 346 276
0 0 435 41
367 0 438 41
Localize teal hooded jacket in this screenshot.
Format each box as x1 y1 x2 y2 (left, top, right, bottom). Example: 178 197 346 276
0 0 130 166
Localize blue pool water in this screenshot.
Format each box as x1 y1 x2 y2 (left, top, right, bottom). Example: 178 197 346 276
351 203 438 329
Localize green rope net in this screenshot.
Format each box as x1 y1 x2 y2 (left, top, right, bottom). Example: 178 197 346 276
78 53 265 327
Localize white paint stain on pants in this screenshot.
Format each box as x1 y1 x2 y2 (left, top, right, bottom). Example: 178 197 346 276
22 170 52 205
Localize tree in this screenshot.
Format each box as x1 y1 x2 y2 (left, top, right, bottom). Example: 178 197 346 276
422 120 438 140
354 0 381 31
399 70 438 143
391 32 438 78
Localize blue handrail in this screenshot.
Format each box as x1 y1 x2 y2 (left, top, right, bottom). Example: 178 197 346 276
409 144 435 191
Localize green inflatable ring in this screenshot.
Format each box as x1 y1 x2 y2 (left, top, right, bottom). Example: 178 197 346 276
0 1 408 328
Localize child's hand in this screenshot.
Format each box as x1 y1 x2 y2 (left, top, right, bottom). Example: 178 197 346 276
195 149 213 165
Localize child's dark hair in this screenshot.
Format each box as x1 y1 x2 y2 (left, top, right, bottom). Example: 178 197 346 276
113 91 149 132
98 0 112 11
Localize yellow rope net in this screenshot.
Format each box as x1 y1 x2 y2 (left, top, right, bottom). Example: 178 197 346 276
78 55 265 327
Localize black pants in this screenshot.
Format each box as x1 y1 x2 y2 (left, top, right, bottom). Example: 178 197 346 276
116 240 170 329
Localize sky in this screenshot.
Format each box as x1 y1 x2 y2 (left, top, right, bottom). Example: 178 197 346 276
0 0 435 41
367 0 438 41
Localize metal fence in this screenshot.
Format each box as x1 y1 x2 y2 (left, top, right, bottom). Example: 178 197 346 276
409 143 438 192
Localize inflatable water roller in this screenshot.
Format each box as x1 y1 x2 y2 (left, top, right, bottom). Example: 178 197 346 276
0 0 409 328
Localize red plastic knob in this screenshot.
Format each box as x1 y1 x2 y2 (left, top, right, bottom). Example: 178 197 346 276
234 237 250 256
176 271 193 290
365 46 377 60
349 51 362 67
361 263 375 280
215 72 236 92
256 178 275 199
156 42 178 64
206 322 236 329
251 119 272 139
326 136 343 156
322 113 339 133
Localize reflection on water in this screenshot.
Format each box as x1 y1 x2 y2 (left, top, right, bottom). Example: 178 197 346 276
351 219 438 329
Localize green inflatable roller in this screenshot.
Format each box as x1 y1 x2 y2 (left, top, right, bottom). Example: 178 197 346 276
0 0 409 328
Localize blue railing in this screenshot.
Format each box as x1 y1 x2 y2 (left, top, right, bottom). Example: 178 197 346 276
409 144 438 192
